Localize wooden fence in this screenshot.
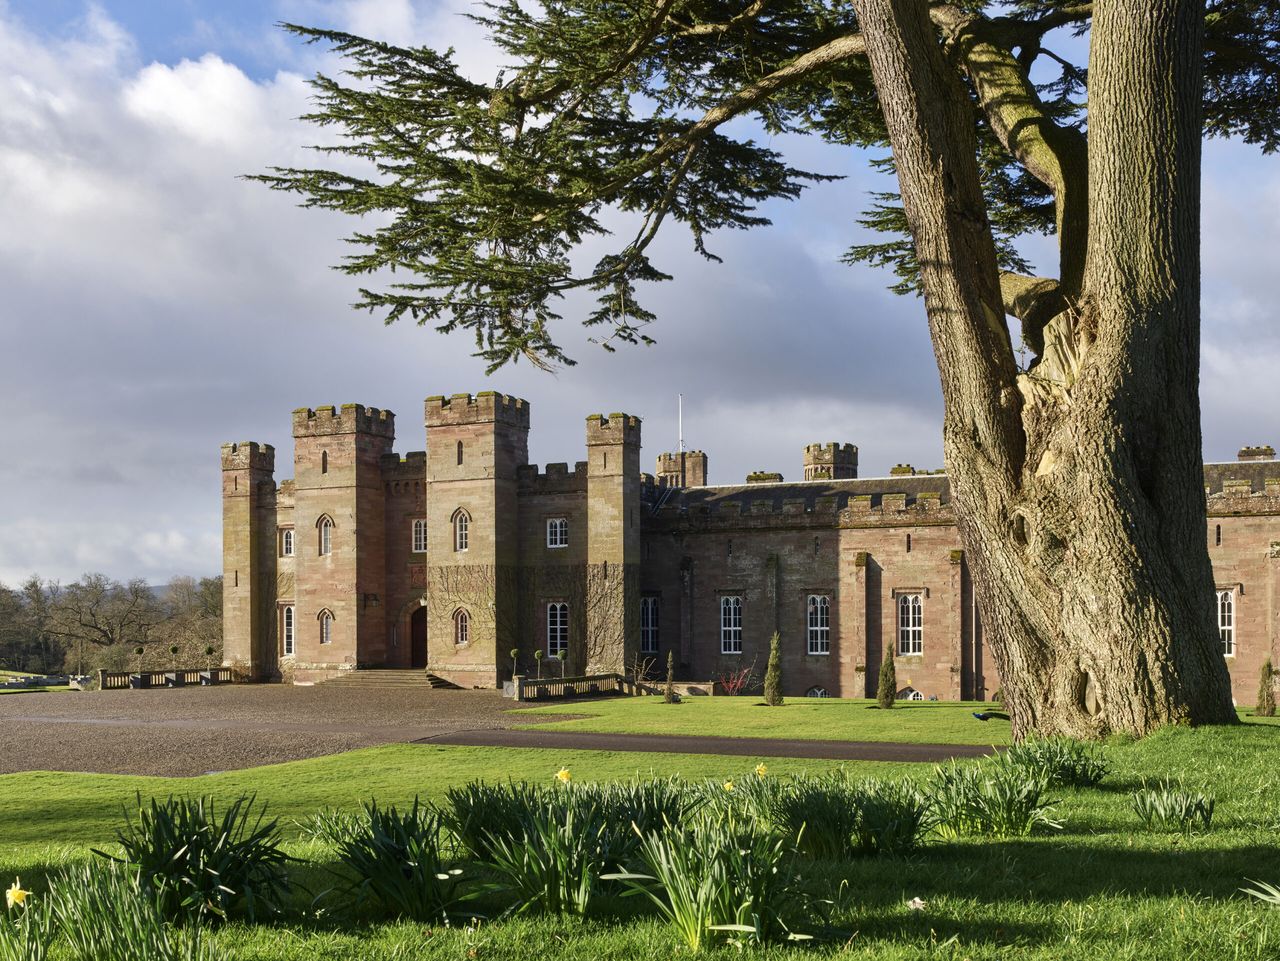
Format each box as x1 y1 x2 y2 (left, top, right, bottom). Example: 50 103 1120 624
99 668 233 691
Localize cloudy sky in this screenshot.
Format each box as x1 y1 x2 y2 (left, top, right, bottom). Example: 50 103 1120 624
1 0 1278 586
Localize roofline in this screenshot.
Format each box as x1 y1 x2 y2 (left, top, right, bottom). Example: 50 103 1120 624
686 473 947 491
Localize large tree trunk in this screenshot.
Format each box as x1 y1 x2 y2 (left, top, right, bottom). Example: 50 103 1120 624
854 0 1237 738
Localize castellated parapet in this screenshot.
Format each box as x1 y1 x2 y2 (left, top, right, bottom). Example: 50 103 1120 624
292 405 395 438
424 392 530 428
585 412 641 446
221 442 275 472
803 442 858 480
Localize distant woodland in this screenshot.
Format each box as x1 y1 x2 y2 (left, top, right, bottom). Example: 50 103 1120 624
0 574 222 675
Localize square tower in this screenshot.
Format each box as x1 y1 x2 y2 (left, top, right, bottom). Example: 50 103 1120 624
221 441 276 678
586 413 643 673
424 392 530 686
290 405 396 679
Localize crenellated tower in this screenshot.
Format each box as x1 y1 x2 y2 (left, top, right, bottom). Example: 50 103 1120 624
290 405 396 679
424 392 530 686
803 442 858 480
586 413 643 673
221 441 276 678
656 450 708 487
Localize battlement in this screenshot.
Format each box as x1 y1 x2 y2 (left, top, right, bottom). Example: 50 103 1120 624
221 441 275 473
803 442 858 480
517 461 589 492
1238 445 1276 462
585 412 641 445
380 451 427 476
424 392 530 428
292 404 395 439
890 464 917 476
747 471 784 484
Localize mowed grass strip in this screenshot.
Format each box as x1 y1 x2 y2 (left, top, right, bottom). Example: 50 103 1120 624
515 696 1018 744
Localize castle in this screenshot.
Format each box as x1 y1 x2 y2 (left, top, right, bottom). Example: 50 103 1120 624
222 392 1280 703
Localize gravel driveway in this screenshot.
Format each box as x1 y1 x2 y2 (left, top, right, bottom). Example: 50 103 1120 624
0 685 522 777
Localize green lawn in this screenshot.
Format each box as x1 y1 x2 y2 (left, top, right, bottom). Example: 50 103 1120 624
4 712 1280 958
516 696 1017 744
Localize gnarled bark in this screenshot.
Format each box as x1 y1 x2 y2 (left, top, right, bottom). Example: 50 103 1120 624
854 0 1236 738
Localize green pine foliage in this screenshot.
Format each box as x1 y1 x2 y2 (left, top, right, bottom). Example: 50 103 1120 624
876 650 896 710
763 632 783 707
1256 657 1276 717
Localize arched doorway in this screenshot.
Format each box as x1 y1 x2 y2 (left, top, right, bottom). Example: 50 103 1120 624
410 607 428 669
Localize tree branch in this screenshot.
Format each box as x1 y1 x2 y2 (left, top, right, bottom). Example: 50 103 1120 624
930 4 1089 294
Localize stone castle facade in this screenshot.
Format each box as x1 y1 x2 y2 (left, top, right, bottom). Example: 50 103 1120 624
222 392 1280 703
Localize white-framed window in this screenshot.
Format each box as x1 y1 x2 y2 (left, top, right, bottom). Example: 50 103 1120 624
281 529 294 557
720 596 743 654
546 517 569 548
318 516 333 556
547 602 569 656
907 690 925 701
454 609 470 647
806 686 830 698
897 593 923 655
807 594 830 655
282 605 295 656
319 610 333 645
453 509 470 552
412 518 428 553
1217 589 1235 656
641 596 659 654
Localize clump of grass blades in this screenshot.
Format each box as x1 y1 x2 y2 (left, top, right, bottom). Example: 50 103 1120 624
1002 737 1108 787
0 885 55 961
931 759 1061 838
296 807 367 847
475 779 696 916
758 772 931 859
102 793 289 924
1130 779 1214 833
333 799 466 922
50 861 213 961
604 817 808 952
481 801 608 917
441 781 545 860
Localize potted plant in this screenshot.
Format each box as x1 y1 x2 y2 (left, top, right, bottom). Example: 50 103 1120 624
165 645 184 687
534 649 544 679
510 647 519 680
129 645 149 689
199 645 218 686
557 648 568 679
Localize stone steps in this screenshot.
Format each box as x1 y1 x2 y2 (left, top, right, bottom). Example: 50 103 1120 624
325 670 461 690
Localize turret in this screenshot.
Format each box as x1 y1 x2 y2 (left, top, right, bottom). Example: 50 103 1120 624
803 442 858 480
586 413 643 672
423 392 531 687
656 450 708 487
221 442 276 678
291 404 396 676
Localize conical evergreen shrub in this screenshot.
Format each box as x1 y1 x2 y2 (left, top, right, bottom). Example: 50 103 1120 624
1257 657 1275 717
763 632 783 707
876 649 896 709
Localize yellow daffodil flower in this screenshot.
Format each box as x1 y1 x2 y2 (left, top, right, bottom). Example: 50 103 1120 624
755 763 769 777
723 779 735 792
5 879 28 909
556 767 572 783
